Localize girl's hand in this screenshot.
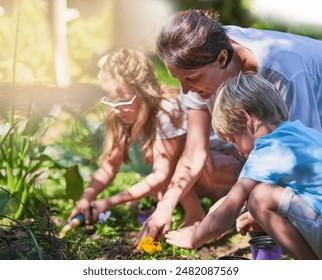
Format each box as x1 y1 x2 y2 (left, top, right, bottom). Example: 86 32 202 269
68 197 92 224
89 199 111 222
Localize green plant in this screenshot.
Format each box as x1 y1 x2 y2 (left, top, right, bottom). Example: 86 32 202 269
0 118 52 219
138 196 157 212
0 204 69 260
0 107 93 219
0 0 58 220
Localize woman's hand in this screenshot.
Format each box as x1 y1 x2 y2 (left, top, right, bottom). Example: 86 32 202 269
134 203 173 251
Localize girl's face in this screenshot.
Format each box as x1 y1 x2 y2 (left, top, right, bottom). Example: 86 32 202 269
101 83 140 125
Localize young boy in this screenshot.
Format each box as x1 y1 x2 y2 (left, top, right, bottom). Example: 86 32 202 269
165 72 322 259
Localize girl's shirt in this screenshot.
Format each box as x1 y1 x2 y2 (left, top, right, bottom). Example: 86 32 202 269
156 98 187 140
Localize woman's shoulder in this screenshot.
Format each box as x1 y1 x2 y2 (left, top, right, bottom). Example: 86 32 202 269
160 84 180 96
159 85 183 111
155 86 187 140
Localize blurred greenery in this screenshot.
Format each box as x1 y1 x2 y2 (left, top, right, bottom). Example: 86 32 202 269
0 0 113 85
0 0 55 84
0 0 321 88
173 0 255 26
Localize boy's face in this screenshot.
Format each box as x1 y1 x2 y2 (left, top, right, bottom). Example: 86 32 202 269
224 128 255 158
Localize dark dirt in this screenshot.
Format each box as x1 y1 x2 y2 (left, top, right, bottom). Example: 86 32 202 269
90 230 252 260
0 218 272 260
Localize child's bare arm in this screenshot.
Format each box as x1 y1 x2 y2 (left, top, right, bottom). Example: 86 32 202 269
90 137 183 218
165 178 257 249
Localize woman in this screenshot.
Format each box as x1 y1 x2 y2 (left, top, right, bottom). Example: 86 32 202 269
67 48 205 225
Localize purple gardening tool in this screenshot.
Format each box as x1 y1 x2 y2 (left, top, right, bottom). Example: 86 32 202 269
249 235 282 260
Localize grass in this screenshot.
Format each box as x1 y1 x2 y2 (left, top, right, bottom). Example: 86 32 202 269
49 170 210 260
0 168 294 260
0 170 206 260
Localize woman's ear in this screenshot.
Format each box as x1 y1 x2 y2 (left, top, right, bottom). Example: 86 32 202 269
217 50 228 69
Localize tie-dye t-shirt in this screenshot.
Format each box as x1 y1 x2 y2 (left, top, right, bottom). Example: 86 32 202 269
239 120 322 216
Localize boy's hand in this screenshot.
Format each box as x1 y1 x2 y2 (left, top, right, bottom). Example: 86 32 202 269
236 211 265 235
164 225 196 249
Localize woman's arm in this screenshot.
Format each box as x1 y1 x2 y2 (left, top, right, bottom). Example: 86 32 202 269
159 109 211 209
135 108 211 243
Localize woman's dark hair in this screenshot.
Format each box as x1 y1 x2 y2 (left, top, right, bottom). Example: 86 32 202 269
156 9 234 69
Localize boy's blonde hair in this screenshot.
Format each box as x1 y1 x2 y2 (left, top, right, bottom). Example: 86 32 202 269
212 72 289 139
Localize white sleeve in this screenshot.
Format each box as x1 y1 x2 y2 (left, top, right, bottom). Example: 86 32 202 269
155 98 187 140
179 90 208 110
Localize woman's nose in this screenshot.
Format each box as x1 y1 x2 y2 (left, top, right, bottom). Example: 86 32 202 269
181 84 191 95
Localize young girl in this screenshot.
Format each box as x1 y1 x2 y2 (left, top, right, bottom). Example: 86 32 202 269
68 48 205 226
165 72 321 259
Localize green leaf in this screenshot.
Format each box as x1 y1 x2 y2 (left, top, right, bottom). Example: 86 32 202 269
120 141 152 175
0 189 19 216
0 121 19 148
41 144 90 169
64 165 84 201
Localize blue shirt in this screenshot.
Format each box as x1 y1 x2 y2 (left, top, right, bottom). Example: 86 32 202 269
181 26 322 131
228 26 322 131
239 120 322 216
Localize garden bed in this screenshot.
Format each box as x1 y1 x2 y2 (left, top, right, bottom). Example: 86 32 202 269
0 171 292 260
0 219 252 260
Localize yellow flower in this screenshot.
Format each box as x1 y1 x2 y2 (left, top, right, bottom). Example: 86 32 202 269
138 237 162 255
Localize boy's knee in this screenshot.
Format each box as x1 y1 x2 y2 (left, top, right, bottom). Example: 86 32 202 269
247 183 272 213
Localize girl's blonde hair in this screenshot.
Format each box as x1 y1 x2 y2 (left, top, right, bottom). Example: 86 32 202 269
98 48 184 164
212 72 289 139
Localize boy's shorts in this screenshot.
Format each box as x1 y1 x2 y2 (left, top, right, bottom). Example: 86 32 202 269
278 187 322 259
